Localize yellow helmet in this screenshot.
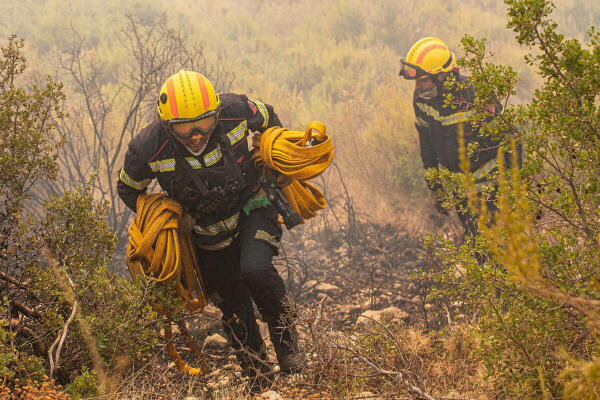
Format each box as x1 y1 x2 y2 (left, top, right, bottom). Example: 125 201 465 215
399 37 455 80
157 70 220 122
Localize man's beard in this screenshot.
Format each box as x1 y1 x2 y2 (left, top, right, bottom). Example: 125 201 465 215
416 85 439 100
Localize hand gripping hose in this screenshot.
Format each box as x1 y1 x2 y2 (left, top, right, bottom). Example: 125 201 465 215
251 121 334 219
127 193 210 375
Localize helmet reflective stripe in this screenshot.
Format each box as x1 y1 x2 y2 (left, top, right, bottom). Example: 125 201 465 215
416 44 447 64
166 78 179 118
404 37 455 76
196 73 211 111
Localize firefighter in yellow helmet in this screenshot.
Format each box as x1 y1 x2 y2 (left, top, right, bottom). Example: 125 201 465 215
400 38 519 235
117 70 300 392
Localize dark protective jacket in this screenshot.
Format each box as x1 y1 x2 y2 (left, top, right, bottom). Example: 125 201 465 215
117 93 281 250
414 71 503 188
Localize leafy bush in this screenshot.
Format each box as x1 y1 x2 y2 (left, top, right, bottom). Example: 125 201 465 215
423 0 600 397
64 368 97 400
0 36 164 396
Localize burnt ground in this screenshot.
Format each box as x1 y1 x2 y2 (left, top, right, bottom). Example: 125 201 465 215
121 215 456 399
279 220 431 329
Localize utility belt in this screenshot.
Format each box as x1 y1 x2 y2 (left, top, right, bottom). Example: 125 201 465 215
191 189 271 251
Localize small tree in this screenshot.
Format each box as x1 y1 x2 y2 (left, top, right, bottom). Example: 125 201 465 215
0 36 163 397
37 13 233 254
426 0 600 398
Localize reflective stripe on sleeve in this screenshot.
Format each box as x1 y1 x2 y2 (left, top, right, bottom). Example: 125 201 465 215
252 99 269 128
255 229 280 249
226 120 248 146
416 102 476 126
415 116 429 127
119 169 152 190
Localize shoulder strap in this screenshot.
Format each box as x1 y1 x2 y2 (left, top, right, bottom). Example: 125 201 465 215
167 134 209 196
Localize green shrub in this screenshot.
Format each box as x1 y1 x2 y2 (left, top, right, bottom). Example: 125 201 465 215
424 0 600 397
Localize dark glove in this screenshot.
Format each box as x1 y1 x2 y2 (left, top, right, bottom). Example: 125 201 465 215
179 213 196 235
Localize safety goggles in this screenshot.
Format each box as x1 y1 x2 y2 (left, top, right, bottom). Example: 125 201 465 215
398 53 454 80
168 110 219 139
398 60 434 80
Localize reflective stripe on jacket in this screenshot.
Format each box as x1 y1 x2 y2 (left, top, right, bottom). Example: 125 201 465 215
117 93 281 250
413 72 503 188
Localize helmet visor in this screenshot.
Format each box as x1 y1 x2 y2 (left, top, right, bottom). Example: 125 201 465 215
399 60 432 80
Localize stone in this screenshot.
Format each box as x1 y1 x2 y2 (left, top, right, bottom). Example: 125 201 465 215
352 392 382 400
316 292 329 301
257 390 283 400
338 304 360 314
361 299 372 309
303 279 318 291
303 239 317 250
202 304 223 319
393 295 410 303
313 282 342 296
356 306 409 325
202 333 229 350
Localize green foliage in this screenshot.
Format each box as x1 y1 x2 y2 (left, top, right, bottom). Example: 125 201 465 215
0 304 46 383
424 0 600 398
0 35 65 384
32 180 163 371
0 37 163 396
0 35 65 218
64 367 98 400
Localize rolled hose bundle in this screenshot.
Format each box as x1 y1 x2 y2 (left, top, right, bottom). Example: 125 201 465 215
252 121 334 219
127 193 209 375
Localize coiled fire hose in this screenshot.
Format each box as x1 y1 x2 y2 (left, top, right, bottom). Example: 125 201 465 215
127 193 209 375
251 121 334 219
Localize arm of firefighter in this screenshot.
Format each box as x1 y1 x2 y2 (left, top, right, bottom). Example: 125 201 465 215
246 98 282 132
117 143 154 212
416 123 439 191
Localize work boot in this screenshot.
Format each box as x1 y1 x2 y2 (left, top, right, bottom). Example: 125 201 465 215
237 344 274 394
268 322 302 374
243 268 303 375
220 302 273 392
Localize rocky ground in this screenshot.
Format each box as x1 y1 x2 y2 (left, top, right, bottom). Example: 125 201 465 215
121 216 451 399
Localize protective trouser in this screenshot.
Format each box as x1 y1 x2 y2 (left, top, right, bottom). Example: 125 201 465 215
196 205 298 380
455 186 499 238
197 239 269 376
237 205 299 373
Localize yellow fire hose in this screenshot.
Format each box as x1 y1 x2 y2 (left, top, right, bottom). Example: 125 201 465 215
126 121 333 376
127 193 209 375
251 121 334 219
